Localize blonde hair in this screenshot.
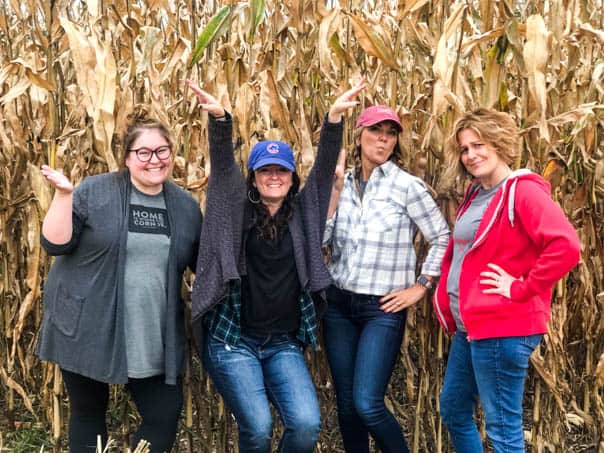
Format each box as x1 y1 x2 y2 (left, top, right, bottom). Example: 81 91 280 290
446 108 520 181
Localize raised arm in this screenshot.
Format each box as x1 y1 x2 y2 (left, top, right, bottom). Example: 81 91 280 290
327 78 367 124
186 80 235 173
187 80 226 119
41 165 75 245
309 79 367 219
324 79 366 220
326 149 346 220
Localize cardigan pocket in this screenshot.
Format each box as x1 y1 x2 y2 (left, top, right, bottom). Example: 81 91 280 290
52 285 84 337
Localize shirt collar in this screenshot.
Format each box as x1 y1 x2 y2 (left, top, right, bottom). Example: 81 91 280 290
377 160 397 177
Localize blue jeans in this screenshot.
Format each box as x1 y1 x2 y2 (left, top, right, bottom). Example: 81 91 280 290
202 330 320 453
323 286 408 453
440 331 543 453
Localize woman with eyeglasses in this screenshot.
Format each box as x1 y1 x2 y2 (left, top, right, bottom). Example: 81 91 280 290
36 109 202 453
186 78 366 453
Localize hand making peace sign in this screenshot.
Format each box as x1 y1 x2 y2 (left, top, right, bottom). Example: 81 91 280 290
327 77 367 124
186 79 226 119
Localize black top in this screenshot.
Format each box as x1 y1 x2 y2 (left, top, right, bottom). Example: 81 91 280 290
191 114 344 321
241 223 302 335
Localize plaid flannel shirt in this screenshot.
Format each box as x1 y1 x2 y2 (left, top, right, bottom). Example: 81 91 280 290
204 280 319 349
324 161 450 296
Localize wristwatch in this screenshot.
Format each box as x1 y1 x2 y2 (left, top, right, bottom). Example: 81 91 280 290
416 275 434 290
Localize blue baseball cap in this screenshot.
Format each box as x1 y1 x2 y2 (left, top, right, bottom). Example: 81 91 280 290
247 140 295 172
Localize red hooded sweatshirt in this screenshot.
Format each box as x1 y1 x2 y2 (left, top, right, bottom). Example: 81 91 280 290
433 170 581 340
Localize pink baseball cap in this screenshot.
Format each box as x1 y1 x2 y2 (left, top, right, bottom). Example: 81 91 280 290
355 105 402 131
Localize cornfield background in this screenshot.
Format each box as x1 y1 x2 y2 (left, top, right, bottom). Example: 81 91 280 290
0 0 603 451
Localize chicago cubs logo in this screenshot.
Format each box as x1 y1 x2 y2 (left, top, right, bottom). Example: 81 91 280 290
266 143 279 154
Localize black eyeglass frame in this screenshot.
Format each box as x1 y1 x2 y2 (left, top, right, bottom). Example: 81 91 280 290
129 146 172 162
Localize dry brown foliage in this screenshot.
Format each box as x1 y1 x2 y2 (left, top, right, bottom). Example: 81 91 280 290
1 0 603 451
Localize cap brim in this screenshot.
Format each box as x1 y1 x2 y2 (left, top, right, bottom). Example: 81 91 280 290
252 157 295 172
356 118 403 131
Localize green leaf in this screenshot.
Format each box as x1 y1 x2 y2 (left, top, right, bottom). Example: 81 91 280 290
188 5 232 68
495 35 508 64
498 81 508 110
249 0 266 40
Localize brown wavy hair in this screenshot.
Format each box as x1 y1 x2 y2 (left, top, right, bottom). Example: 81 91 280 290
446 108 520 181
121 106 172 168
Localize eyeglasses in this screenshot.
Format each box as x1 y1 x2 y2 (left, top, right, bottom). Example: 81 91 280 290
130 146 172 162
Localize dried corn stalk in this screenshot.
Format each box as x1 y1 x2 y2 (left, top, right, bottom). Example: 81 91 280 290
0 0 602 451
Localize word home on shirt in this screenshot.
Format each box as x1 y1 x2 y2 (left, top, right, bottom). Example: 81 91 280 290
128 205 171 236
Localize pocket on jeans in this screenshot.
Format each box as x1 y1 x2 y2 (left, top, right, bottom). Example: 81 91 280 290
207 336 258 366
503 335 543 370
522 334 543 351
286 337 304 353
52 285 84 337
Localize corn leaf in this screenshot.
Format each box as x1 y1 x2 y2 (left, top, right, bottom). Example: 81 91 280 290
249 0 265 39
188 5 232 68
348 13 398 70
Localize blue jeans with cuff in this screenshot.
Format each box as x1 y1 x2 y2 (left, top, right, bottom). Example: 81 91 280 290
440 330 543 453
323 285 408 453
202 330 320 453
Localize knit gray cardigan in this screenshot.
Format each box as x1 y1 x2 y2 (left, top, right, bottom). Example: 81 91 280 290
191 114 343 322
36 170 202 384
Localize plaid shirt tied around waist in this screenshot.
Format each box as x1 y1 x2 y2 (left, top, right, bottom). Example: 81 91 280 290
203 280 319 349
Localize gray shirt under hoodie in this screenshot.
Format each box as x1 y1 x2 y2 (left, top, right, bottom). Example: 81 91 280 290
37 170 202 384
447 181 504 331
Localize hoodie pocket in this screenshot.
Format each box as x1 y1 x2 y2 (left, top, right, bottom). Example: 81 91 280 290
52 285 84 337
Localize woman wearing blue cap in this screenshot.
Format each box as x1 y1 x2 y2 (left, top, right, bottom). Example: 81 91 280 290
186 78 366 453
323 105 450 452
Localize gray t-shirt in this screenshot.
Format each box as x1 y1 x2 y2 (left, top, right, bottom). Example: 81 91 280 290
124 186 171 378
447 181 504 331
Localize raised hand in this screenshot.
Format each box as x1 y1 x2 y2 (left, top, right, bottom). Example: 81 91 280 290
41 165 74 194
186 79 226 119
328 77 367 123
41 164 74 244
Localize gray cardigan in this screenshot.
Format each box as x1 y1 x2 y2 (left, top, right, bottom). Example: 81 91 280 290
191 114 343 322
36 170 202 385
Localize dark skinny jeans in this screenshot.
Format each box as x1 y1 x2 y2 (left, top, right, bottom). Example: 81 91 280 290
323 285 409 453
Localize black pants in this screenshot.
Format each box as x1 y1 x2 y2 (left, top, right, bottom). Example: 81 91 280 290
61 369 183 453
